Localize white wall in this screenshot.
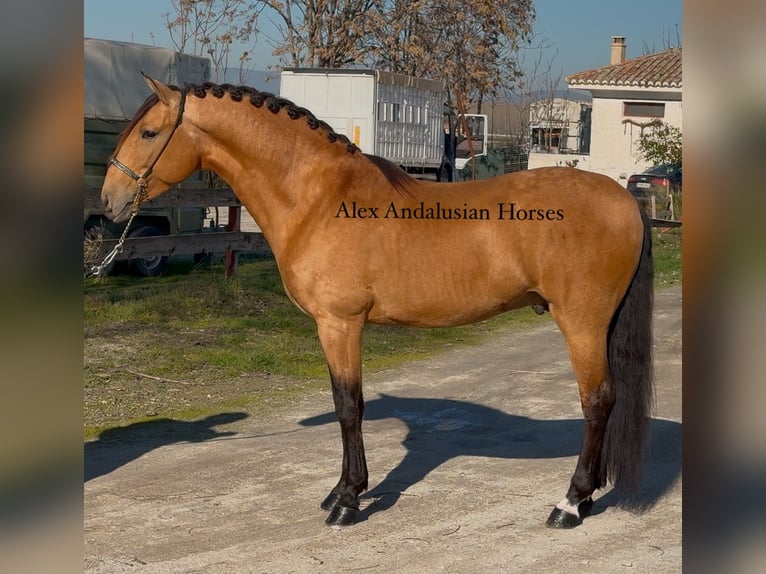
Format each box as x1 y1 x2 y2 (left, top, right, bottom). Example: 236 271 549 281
588 96 682 185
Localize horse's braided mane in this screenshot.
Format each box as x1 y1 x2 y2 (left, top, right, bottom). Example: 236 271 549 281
188 81 361 155
195 81 417 195
116 81 417 195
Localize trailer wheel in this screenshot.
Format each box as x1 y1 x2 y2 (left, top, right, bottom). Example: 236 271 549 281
127 225 169 277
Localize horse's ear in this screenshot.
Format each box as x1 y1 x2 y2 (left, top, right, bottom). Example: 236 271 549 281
142 74 176 107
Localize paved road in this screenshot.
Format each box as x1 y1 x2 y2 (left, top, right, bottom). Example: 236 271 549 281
85 287 681 573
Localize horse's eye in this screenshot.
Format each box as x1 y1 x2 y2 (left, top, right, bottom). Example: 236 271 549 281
141 130 157 140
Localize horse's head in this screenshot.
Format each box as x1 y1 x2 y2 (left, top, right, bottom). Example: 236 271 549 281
101 76 199 223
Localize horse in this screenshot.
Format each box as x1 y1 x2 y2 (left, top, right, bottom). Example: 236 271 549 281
100 76 654 529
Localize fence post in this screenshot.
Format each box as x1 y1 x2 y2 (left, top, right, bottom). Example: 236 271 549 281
225 205 241 278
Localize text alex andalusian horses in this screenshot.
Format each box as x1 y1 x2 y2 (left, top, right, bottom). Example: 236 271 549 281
102 77 654 529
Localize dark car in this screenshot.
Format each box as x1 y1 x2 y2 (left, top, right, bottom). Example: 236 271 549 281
627 164 681 218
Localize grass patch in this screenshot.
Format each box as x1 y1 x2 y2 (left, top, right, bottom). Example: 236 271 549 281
85 229 681 438
84 257 540 437
652 227 682 287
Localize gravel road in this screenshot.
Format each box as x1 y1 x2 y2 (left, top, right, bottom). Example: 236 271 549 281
85 287 681 573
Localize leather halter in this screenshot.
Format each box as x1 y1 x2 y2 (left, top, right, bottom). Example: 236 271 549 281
109 89 187 210
87 88 187 278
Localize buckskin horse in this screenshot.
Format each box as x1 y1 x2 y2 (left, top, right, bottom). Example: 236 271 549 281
100 77 653 529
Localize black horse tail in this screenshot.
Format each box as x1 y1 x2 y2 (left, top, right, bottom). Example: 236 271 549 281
601 210 654 492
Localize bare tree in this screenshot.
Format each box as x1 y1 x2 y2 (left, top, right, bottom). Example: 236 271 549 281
165 0 262 82
501 38 577 152
164 0 534 106
503 42 551 147
362 1 429 77
257 1 534 108
364 1 535 111
261 0 377 68
529 60 565 151
641 23 682 55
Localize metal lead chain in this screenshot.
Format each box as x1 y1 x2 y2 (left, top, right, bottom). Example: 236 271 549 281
85 185 146 279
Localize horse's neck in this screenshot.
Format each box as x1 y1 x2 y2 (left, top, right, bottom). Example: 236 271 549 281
189 98 342 252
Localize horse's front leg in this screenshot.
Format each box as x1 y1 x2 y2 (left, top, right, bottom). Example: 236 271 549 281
316 316 368 526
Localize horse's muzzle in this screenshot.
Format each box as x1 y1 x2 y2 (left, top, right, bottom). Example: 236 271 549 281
101 191 132 223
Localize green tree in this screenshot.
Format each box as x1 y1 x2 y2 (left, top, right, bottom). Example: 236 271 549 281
635 120 683 219
636 120 682 167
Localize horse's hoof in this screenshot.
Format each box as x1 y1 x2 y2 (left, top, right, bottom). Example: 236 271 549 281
325 504 359 526
320 491 342 511
546 507 582 529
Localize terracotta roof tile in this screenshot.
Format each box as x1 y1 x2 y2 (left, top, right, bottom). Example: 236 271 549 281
566 47 681 88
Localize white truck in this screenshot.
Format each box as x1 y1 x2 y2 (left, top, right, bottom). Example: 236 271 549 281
84 38 212 275
279 68 490 181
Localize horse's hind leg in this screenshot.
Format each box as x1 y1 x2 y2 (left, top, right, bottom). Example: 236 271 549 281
316 316 368 526
547 317 615 528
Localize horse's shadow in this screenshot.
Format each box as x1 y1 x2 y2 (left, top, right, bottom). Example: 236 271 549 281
85 412 249 481
299 393 682 522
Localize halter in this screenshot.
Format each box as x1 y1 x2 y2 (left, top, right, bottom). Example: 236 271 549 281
87 88 187 278
108 88 187 210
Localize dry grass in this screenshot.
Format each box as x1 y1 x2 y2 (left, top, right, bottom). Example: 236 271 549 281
83 227 105 274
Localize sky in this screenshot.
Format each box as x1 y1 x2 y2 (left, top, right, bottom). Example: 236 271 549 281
84 0 682 81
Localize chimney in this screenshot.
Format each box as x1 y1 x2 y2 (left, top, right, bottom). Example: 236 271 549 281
610 36 626 65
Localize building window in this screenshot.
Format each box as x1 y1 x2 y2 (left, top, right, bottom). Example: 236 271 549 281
623 102 665 118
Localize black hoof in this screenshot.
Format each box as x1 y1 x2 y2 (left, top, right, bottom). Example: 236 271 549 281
325 504 359 526
320 491 342 512
546 507 582 529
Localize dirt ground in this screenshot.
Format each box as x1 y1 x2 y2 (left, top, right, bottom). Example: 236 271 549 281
84 287 681 573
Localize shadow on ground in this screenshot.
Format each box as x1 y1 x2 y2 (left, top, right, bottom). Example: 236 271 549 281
84 412 249 481
84 395 681 524
300 393 682 523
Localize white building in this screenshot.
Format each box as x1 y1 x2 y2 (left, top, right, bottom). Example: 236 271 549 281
568 37 682 183
529 37 682 185
529 97 591 155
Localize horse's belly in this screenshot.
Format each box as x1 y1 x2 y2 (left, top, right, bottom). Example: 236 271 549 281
365 285 538 328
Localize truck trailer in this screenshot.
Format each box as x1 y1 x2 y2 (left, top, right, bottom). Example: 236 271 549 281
279 68 491 182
